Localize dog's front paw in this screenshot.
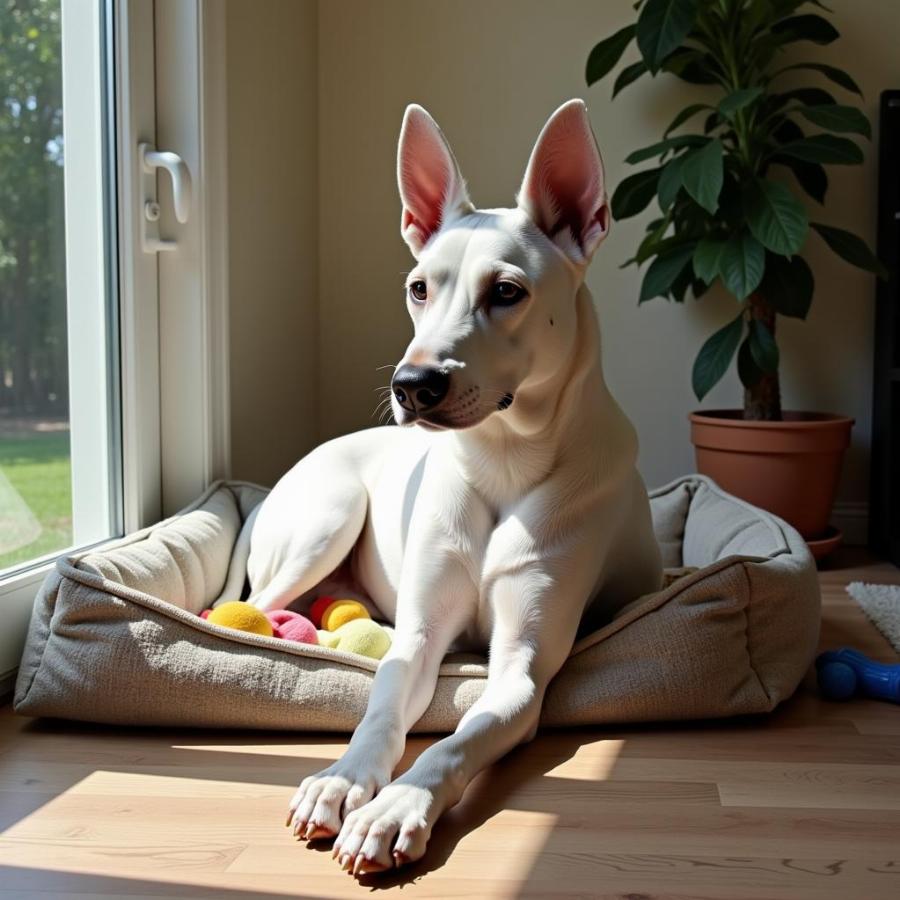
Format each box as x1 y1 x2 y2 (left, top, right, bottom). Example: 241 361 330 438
332 779 443 875
286 755 392 841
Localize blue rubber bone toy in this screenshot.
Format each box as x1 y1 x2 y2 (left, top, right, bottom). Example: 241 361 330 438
816 647 900 702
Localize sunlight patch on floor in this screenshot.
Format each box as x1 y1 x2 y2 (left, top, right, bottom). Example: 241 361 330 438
0 768 288 829
170 742 345 760
542 738 624 781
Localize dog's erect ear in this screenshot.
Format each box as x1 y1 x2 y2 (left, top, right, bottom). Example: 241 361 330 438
518 99 609 265
398 105 473 257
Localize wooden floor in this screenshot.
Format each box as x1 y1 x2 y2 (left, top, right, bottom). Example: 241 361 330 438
1 550 898 899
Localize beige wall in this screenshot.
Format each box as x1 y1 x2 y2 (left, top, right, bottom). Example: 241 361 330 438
226 0 318 486
230 0 899 507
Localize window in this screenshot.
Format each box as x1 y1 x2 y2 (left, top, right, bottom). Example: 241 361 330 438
0 0 121 576
1 0 230 692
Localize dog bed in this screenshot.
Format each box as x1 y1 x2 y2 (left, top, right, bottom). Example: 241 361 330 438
13 475 820 731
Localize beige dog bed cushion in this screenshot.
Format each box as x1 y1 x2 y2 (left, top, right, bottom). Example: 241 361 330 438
14 475 820 732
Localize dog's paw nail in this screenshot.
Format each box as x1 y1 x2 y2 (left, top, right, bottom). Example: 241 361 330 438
302 823 315 840
340 853 351 871
353 855 367 876
393 850 408 867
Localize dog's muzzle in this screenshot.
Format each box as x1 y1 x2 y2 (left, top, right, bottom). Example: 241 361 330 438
391 364 450 416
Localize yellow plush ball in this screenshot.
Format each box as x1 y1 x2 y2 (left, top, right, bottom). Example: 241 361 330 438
321 599 370 631
207 601 273 637
317 630 340 649
319 619 391 660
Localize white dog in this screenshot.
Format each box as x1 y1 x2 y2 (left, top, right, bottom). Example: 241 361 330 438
229 99 662 875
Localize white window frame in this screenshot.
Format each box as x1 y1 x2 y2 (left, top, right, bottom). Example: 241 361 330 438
154 0 230 517
64 0 121 548
119 0 230 525
1 0 230 696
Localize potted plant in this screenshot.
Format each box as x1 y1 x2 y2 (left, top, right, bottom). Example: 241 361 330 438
585 0 886 553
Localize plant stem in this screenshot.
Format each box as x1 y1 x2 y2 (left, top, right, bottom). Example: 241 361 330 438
744 294 782 421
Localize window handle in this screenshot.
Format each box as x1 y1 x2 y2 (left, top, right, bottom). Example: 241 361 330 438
139 142 192 252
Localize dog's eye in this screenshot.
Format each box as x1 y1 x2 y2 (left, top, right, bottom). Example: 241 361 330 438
408 280 427 304
491 281 527 307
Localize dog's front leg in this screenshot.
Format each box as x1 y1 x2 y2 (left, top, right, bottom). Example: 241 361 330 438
287 476 489 843
332 562 588 875
286 575 476 842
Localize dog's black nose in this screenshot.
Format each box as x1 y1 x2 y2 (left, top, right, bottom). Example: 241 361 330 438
392 365 450 413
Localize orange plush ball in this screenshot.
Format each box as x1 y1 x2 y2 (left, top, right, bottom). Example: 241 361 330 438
206 601 273 637
321 599 370 631
310 596 371 631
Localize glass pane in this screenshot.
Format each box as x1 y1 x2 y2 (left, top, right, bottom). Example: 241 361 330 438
0 0 119 574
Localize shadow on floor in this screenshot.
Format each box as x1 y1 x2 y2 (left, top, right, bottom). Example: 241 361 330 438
0 864 316 898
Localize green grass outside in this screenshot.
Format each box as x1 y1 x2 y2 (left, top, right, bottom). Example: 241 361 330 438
0 430 72 571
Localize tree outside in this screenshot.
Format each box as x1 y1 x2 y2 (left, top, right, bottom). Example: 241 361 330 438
0 0 72 570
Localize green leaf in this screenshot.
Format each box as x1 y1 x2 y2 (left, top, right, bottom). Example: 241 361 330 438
636 0 698 73
681 139 723 214
691 278 710 300
692 237 727 284
670 264 694 303
625 134 707 164
776 62 862 96
612 60 648 98
759 253 814 319
771 13 839 45
737 338 764 389
692 313 744 400
657 155 686 211
811 222 889 278
586 25 636 85
624 221 676 267
720 232 765 301
797 104 872 139
664 103 711 136
776 134 864 165
749 319 779 374
775 87 835 107
772 116 804 144
662 47 719 84
718 87 764 120
639 243 697 303
744 180 808 255
611 168 661 220
773 156 828 204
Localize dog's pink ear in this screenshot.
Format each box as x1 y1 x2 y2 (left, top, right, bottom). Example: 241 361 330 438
398 105 473 257
518 100 609 265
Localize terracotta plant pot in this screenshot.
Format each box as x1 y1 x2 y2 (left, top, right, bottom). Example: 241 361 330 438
689 410 854 542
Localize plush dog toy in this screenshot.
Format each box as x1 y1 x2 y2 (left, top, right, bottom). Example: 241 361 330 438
816 647 900 703
317 618 392 660
266 609 318 645
203 601 275 636
308 596 392 659
200 599 392 659
202 602 317 645
309 596 371 630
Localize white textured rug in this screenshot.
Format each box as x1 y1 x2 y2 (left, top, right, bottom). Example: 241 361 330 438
847 582 900 653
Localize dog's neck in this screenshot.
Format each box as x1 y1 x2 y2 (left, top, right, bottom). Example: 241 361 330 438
448 284 618 507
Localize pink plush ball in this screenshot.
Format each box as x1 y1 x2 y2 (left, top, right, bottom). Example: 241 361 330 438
265 610 318 645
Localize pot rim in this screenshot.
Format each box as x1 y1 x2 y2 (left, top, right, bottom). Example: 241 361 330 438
689 409 855 430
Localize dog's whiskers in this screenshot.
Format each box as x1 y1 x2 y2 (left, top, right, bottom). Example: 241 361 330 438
371 396 393 422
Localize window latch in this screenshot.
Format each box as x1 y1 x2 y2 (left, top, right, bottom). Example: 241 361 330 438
139 142 192 253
